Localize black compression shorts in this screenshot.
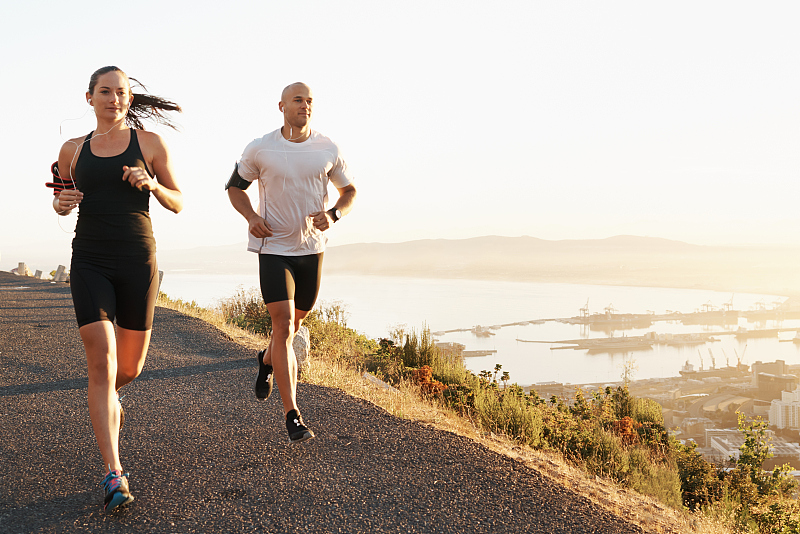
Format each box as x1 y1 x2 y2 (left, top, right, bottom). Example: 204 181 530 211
69 253 159 331
258 253 323 312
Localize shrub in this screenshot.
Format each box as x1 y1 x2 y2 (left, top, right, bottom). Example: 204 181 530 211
412 365 447 396
216 286 272 335
471 384 543 448
303 301 377 364
751 497 800 534
626 447 682 509
674 440 723 511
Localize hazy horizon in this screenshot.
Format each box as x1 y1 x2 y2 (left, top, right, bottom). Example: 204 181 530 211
7 234 800 300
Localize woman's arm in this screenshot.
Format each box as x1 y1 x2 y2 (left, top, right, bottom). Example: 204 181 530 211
129 131 183 214
53 139 83 215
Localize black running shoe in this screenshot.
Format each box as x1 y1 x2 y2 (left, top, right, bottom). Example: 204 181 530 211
286 409 315 444
101 470 134 512
255 349 274 400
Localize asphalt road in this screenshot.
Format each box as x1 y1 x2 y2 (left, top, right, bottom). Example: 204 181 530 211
0 271 648 534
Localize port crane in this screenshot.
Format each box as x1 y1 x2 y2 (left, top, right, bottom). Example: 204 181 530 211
723 294 734 311
697 349 704 371
708 348 716 370
734 345 748 367
580 298 589 318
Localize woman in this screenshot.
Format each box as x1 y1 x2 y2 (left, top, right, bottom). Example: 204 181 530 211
52 66 183 512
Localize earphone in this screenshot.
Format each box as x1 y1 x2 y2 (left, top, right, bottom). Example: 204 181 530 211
88 99 92 104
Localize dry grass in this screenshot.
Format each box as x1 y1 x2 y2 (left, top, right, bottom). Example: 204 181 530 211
156 296 732 534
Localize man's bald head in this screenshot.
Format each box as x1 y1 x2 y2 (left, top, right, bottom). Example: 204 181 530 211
281 82 313 103
279 82 314 136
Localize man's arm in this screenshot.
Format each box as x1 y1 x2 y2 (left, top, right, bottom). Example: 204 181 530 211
310 184 357 231
227 187 272 238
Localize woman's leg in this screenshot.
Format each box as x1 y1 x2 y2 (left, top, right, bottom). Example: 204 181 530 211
115 326 151 390
82 322 151 472
81 321 122 472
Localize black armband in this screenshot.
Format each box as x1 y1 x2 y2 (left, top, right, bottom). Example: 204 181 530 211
225 163 252 191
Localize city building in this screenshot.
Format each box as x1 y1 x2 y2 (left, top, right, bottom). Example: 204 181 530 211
770 388 800 429
705 428 800 470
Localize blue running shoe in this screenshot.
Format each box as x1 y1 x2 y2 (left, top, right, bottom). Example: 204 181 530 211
101 470 134 512
255 349 274 400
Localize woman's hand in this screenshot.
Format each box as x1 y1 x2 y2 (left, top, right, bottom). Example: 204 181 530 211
54 189 83 214
122 165 157 191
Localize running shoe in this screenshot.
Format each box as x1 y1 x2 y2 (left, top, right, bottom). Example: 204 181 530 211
101 470 134 512
286 409 315 444
255 349 274 400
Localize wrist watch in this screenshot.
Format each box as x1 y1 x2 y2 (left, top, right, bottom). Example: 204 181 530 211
328 208 342 222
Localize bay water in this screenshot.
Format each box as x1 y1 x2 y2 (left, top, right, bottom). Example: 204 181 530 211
158 272 799 387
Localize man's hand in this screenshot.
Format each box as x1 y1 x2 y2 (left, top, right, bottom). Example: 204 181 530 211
309 210 333 232
248 214 273 238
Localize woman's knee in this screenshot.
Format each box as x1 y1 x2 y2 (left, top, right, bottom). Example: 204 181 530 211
86 353 116 383
116 364 142 384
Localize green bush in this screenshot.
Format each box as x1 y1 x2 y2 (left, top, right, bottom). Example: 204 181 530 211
626 447 682 509
471 384 543 448
674 440 723 511
751 497 800 534
216 286 272 335
303 301 377 364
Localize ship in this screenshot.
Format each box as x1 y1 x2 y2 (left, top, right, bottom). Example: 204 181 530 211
471 325 495 337
679 360 749 379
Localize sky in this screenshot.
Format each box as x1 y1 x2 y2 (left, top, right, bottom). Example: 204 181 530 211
1 1 799 272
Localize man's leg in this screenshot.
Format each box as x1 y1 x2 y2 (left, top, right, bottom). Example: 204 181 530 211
266 300 300 415
261 308 309 398
266 301 315 443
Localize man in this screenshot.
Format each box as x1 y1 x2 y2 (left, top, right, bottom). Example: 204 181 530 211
226 82 356 443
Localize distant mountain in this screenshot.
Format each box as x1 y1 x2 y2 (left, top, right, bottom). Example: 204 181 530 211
157 236 800 296
157 243 256 274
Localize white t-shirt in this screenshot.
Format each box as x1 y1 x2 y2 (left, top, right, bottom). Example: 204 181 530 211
236 129 354 255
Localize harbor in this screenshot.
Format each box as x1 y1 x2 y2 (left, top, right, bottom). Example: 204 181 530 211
434 297 800 353
428 294 800 386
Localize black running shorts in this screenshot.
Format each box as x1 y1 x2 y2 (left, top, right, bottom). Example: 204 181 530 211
258 253 323 312
69 252 159 331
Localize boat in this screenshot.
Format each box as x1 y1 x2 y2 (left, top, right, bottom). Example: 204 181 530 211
679 360 749 379
735 327 782 340
679 309 739 326
550 334 654 353
471 325 495 337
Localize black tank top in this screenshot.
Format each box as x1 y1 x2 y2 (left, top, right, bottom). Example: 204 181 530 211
72 129 156 256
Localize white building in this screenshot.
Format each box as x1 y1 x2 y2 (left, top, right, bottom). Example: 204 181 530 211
769 388 800 429
705 428 800 468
